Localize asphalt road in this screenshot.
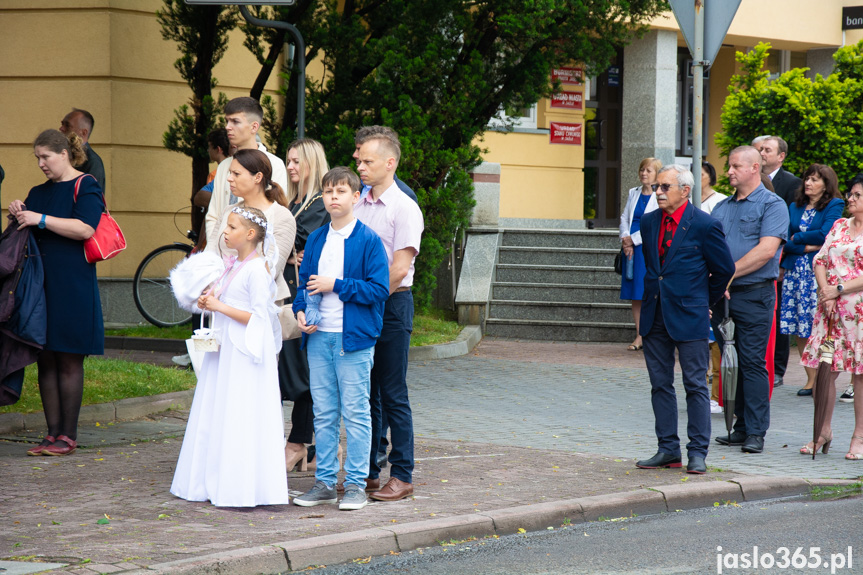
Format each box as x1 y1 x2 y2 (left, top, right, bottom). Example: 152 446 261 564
312 495 863 575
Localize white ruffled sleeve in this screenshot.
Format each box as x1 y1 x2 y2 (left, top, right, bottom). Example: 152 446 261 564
228 261 282 362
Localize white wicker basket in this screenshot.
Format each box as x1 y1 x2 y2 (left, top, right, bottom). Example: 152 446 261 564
191 327 220 352
192 329 219 351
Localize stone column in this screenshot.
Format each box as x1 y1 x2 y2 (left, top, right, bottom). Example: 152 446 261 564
620 29 678 201
469 162 500 226
455 162 502 326
806 48 836 80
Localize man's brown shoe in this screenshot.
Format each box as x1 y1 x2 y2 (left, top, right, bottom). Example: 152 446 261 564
337 477 380 493
368 477 413 501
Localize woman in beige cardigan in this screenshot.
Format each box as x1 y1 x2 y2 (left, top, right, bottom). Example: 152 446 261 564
206 149 296 308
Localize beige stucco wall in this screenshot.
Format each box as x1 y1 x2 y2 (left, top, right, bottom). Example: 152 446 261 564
0 1 284 278
482 91 587 220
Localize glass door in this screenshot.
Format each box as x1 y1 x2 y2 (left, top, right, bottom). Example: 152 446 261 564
583 51 623 229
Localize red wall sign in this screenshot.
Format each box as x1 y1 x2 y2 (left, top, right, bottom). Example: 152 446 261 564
549 122 582 145
550 91 583 110
551 66 584 85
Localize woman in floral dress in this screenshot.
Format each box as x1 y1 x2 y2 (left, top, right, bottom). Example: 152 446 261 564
780 165 843 397
801 173 863 459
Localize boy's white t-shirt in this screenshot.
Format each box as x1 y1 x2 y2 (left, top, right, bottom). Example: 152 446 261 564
316 219 357 333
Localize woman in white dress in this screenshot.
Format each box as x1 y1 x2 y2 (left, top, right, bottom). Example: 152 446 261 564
171 206 288 507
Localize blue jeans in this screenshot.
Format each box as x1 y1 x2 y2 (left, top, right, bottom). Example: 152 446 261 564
369 290 414 483
307 331 375 487
643 303 711 458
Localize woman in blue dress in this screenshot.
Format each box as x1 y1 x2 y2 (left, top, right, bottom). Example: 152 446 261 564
619 158 661 351
780 164 844 397
9 130 104 457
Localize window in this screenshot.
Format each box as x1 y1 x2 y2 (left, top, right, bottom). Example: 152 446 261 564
489 103 538 130
675 51 710 156
764 49 807 80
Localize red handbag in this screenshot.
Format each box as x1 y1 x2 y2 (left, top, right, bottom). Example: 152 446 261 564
73 174 127 263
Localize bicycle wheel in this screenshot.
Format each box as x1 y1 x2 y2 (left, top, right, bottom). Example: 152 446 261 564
133 243 193 327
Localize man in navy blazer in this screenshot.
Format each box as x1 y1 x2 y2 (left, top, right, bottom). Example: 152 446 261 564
635 165 735 474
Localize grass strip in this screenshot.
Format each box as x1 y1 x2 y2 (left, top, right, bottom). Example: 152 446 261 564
105 324 192 339
0 357 197 415
410 308 461 347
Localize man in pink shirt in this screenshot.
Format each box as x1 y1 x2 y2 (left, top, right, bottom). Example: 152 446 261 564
353 131 424 502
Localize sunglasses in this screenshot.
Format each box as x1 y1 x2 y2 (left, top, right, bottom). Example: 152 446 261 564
651 183 680 193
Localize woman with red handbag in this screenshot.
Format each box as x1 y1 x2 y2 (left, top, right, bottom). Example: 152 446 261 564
9 129 105 457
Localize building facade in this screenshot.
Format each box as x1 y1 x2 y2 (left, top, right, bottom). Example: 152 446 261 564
485 0 863 229
1 1 861 323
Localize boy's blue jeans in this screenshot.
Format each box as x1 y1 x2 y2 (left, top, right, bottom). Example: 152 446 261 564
306 331 374 488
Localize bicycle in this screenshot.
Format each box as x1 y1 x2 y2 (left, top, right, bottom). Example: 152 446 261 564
133 208 199 328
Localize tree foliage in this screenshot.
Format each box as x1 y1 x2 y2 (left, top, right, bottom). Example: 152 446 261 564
242 0 666 309
717 41 863 188
158 0 235 231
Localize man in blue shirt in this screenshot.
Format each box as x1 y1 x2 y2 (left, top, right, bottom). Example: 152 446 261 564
709 146 790 454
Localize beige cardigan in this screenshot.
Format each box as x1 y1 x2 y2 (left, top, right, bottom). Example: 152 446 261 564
206 200 297 301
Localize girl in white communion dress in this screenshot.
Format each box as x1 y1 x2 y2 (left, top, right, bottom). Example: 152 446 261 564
171 206 288 507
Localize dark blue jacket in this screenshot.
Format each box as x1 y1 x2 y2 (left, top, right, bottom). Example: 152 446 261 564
293 219 390 352
781 197 844 270
639 203 736 341
0 230 46 406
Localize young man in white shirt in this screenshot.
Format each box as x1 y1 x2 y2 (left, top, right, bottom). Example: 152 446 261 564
204 97 287 241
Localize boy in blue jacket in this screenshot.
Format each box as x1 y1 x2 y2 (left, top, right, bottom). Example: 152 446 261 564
292 166 389 511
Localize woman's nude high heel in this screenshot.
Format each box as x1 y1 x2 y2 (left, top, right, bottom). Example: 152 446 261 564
845 435 863 460
800 435 832 455
285 444 308 471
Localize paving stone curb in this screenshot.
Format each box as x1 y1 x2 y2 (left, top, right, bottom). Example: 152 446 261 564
0 390 195 435
0 327 481 435
105 336 188 354
116 476 849 574
408 325 482 361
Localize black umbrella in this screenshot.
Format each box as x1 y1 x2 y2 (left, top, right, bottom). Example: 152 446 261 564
718 298 738 440
812 314 837 460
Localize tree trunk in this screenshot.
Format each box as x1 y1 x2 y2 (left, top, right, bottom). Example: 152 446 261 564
250 36 285 101
189 5 220 236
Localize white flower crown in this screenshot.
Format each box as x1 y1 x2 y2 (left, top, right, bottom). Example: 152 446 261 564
231 206 267 228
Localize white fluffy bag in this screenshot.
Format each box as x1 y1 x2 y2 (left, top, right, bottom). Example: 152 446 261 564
169 251 225 313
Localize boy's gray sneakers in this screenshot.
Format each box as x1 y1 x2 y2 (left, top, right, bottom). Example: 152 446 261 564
293 480 338 507
339 484 368 510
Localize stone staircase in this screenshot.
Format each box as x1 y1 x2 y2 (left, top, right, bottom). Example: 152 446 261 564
484 229 635 342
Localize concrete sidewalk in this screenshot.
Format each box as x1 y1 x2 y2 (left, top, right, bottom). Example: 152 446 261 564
0 338 860 574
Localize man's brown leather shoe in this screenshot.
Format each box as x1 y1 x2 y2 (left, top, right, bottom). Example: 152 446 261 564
368 477 413 501
336 477 380 493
